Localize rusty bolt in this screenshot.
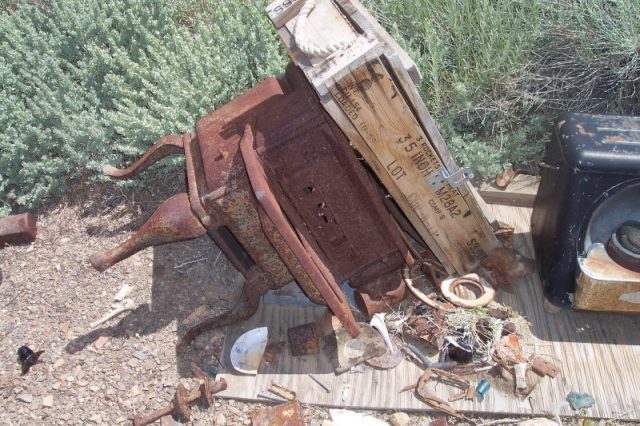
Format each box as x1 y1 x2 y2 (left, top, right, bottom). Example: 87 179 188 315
0 213 37 246
132 368 227 426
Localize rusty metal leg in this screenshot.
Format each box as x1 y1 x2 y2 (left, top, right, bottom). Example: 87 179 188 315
102 134 190 179
178 268 270 345
89 192 207 272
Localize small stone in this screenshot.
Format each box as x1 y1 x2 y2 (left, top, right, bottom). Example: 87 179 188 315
42 394 54 408
130 384 141 396
128 359 138 368
215 412 226 426
77 380 89 387
89 413 102 423
90 385 100 392
321 421 335 426
243 419 251 426
53 358 65 370
132 350 146 360
389 412 410 426
17 392 33 403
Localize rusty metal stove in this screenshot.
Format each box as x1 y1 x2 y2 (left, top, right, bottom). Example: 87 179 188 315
90 64 413 343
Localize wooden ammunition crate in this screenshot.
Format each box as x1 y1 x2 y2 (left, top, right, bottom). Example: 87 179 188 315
267 0 499 274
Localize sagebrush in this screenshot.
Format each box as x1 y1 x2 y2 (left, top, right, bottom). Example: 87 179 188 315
0 0 286 216
1 0 639 216
366 0 640 176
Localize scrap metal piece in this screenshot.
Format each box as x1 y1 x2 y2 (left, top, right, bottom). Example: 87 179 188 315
0 213 37 246
257 391 289 403
308 374 330 393
132 367 226 426
416 383 461 417
531 356 560 378
287 322 320 357
426 167 474 191
403 263 456 313
495 334 527 364
415 369 469 418
268 383 296 401
250 400 304 426
334 323 388 374
365 335 404 370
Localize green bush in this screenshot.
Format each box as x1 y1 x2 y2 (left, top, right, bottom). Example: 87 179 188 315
0 0 286 216
2 0 639 216
366 0 640 177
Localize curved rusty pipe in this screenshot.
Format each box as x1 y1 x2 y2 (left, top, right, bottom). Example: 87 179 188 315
89 192 207 272
102 134 190 180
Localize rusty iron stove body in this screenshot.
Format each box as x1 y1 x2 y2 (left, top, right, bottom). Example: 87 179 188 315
90 64 414 343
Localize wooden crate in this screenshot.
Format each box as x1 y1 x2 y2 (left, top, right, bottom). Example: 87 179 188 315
267 0 499 274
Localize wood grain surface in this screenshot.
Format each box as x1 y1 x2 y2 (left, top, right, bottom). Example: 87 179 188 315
217 205 640 419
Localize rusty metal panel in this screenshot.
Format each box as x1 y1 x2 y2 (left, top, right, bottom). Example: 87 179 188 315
250 400 304 426
0 213 37 246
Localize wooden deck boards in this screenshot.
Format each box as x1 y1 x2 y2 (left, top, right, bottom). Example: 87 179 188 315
216 205 640 419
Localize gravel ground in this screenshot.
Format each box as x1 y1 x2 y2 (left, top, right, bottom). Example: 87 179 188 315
0 178 607 425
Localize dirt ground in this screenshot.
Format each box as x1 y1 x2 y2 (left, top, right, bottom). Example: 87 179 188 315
0 176 607 425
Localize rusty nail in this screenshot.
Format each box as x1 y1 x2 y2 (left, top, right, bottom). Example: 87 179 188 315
257 391 288 403
308 374 330 393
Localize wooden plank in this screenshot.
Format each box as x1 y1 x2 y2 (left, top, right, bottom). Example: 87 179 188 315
267 0 419 81
478 174 540 207
217 205 640 420
327 59 498 272
267 0 306 28
334 0 420 82
383 52 498 247
319 95 455 271
268 1 499 273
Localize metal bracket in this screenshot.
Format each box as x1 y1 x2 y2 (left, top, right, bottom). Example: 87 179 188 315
426 167 474 191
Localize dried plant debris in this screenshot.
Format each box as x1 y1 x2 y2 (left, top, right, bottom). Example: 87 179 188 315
388 301 531 363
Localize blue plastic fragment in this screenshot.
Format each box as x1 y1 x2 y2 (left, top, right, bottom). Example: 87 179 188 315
476 379 490 402
567 392 595 410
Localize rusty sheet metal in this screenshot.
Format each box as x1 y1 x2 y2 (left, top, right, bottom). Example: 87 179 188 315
287 322 320 356
250 400 304 426
576 243 640 312
0 212 37 246
240 123 359 337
